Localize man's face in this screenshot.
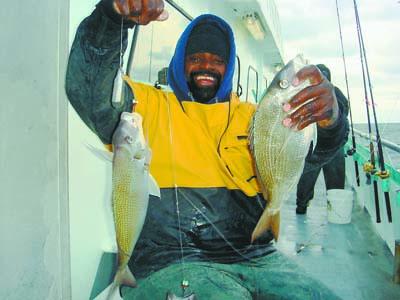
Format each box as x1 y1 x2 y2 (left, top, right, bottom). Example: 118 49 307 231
185 52 226 103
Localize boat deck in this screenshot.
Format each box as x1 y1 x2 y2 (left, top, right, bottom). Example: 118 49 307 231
277 173 400 299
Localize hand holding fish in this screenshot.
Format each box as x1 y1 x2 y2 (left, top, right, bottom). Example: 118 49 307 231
283 65 339 130
112 0 169 24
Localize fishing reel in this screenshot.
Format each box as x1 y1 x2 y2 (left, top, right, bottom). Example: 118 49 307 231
375 170 390 180
346 148 356 156
363 162 376 174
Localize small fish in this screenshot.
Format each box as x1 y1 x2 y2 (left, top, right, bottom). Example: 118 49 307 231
250 55 316 242
111 112 160 289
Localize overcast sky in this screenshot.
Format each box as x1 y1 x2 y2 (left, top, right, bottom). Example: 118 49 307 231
275 0 400 124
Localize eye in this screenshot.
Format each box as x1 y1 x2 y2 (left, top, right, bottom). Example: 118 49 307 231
125 136 133 144
188 56 201 63
279 79 289 89
213 59 225 66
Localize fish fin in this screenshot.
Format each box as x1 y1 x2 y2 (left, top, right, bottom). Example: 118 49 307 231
85 143 114 162
148 173 161 198
115 266 137 288
93 282 122 300
251 209 280 243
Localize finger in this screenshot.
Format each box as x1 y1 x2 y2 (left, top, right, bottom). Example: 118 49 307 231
288 82 331 110
154 0 168 21
129 0 142 16
292 65 324 87
114 0 130 15
287 96 330 127
145 0 160 20
156 9 169 21
136 0 155 25
297 110 332 130
143 0 167 23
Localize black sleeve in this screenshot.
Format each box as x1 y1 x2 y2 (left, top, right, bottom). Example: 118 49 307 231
310 86 350 161
65 1 136 144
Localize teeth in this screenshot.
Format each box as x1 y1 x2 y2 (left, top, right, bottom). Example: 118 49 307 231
196 75 215 81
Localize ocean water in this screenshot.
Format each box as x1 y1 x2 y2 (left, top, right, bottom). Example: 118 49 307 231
352 123 400 169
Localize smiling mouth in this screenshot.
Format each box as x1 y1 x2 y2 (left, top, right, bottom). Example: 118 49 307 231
194 74 217 87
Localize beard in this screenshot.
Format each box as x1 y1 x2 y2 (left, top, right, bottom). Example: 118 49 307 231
187 70 222 103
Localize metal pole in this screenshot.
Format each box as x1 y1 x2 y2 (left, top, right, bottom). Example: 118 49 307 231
394 240 400 284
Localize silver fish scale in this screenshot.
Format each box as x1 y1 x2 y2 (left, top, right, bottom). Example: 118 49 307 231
250 55 316 213
112 114 150 269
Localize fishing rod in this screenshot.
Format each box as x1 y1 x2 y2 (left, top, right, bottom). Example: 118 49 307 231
353 0 392 222
335 0 360 186
353 0 380 223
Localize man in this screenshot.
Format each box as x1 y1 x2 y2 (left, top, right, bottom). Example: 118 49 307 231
296 64 350 215
66 0 348 298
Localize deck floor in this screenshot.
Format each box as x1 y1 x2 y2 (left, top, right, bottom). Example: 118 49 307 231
276 174 400 299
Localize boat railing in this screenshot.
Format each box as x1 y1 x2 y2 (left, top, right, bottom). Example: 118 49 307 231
345 131 400 255
352 128 400 153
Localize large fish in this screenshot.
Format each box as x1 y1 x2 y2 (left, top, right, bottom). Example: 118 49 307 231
250 55 316 242
110 112 160 290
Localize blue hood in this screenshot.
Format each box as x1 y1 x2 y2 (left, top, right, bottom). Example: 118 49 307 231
167 14 236 103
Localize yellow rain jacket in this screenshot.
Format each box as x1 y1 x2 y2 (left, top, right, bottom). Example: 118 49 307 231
126 80 262 197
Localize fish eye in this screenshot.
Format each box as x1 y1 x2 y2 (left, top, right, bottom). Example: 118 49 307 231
279 79 289 89
125 136 133 144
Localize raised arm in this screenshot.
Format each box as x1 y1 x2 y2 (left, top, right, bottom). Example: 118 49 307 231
65 0 167 144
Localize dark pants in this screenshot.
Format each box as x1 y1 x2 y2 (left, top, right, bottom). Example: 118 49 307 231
296 148 345 208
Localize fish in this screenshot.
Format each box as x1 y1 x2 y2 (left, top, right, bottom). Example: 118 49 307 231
110 111 160 289
249 55 317 242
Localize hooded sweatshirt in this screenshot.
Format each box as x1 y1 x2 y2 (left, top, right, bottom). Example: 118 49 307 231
167 14 236 103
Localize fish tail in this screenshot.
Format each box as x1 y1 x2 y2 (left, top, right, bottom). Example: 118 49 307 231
114 265 137 288
251 210 280 243
93 281 119 300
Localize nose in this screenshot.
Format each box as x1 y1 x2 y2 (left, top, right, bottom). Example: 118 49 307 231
199 60 219 74
198 59 212 70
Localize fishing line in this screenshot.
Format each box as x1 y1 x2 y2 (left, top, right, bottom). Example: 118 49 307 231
353 0 392 222
335 0 360 186
165 94 262 291
182 196 261 266
147 23 155 83
353 0 381 223
296 223 326 254
119 18 124 71
165 93 189 296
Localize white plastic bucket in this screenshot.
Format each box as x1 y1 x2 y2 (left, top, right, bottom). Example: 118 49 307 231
327 189 353 224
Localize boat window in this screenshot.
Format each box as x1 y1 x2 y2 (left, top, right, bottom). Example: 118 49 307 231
128 2 190 85
258 75 268 97
246 65 259 103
